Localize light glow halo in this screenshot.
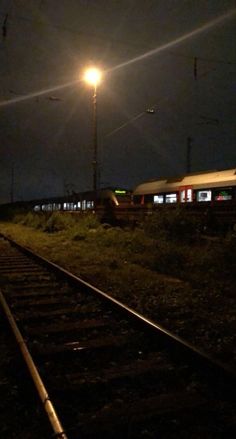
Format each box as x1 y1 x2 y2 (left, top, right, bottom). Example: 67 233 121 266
83 67 102 87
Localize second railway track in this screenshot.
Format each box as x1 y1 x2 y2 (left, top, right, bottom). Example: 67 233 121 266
0 234 235 438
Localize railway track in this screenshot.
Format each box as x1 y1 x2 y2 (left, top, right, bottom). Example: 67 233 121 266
0 234 235 438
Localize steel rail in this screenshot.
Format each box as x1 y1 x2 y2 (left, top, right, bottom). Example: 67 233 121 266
1 232 236 384
0 288 68 439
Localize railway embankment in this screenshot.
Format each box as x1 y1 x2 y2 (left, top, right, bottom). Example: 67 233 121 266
0 211 235 370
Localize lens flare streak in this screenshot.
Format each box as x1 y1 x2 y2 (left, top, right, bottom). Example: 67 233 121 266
0 9 235 108
111 9 236 72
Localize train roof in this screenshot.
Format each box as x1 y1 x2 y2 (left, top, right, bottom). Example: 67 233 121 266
133 168 236 195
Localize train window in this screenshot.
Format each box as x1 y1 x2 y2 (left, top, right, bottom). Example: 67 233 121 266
53 203 61 210
115 195 130 203
34 205 41 211
187 189 192 202
214 189 232 201
87 201 94 209
180 188 192 202
165 193 177 203
180 190 185 203
154 195 164 204
42 204 50 211
114 190 131 204
63 202 74 210
77 201 81 209
197 191 212 202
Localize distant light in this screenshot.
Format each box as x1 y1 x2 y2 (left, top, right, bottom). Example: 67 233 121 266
115 189 127 194
83 67 102 87
146 108 155 114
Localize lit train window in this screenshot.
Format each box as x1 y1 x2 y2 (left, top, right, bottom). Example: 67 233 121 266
197 191 212 202
180 190 185 203
154 195 164 204
114 189 130 204
214 190 232 201
34 205 40 211
187 188 192 202
77 201 81 209
180 189 192 202
53 203 61 210
42 204 53 211
87 201 94 209
165 193 177 203
63 202 74 210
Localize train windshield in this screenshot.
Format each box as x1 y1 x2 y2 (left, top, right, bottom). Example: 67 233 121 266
114 189 131 204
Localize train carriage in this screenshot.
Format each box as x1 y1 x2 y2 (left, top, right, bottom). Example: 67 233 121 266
133 168 236 205
32 188 131 214
1 169 236 229
132 168 236 230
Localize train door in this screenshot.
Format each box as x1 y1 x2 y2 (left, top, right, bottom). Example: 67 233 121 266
179 186 193 203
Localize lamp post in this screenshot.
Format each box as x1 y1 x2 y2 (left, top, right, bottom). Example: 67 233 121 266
83 67 102 193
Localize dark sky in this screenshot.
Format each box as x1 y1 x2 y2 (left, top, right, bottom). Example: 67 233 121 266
0 0 235 203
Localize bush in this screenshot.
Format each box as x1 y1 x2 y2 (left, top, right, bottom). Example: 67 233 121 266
44 211 101 234
79 213 100 230
44 212 76 233
143 207 200 243
10 210 100 235
13 212 47 229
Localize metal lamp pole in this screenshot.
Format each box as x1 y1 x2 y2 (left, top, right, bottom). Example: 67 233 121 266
83 67 102 194
92 83 98 193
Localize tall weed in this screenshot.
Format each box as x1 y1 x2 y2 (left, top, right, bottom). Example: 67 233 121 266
13 212 47 229
143 207 200 243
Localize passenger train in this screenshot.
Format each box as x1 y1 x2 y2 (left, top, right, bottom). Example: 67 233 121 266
1 169 236 228
32 188 131 213
0 188 132 224
133 168 236 206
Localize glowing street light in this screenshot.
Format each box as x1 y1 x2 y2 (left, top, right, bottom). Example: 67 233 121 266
83 67 102 193
83 67 102 88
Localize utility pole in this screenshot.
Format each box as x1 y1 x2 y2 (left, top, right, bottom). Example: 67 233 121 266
186 137 193 174
10 164 14 203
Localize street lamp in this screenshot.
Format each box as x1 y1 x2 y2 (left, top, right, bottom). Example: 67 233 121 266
83 67 102 193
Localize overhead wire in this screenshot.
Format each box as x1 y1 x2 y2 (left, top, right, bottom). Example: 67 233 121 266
0 9 235 67
0 5 234 141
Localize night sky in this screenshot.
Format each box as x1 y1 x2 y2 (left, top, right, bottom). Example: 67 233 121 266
0 0 235 203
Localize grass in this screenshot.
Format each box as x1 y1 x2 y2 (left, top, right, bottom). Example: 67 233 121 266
0 210 235 288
